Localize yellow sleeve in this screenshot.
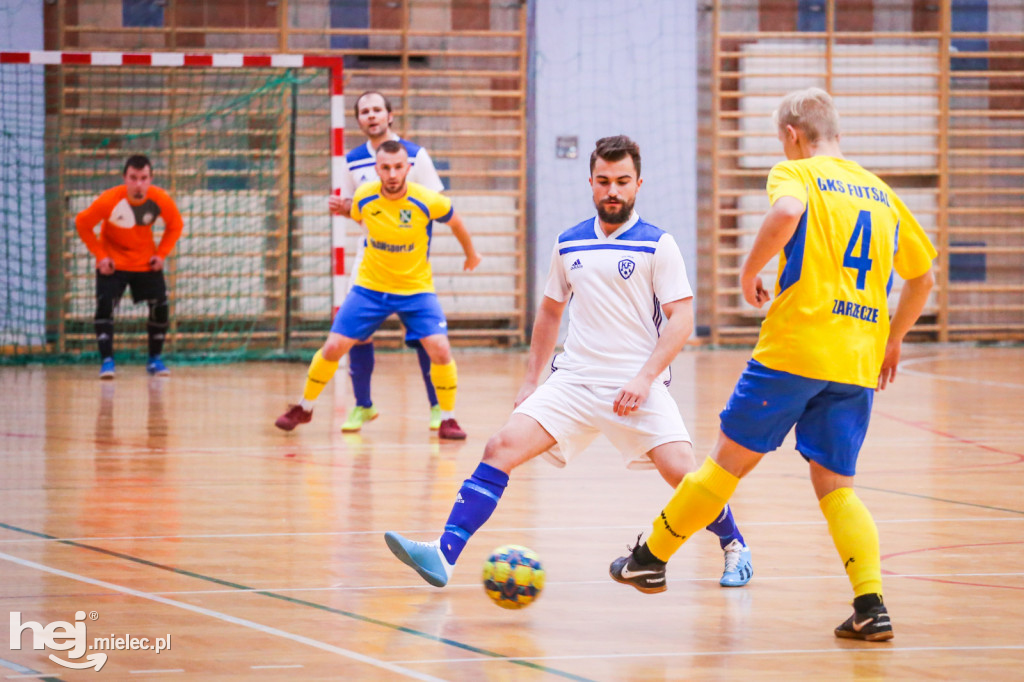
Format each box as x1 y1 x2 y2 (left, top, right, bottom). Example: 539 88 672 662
891 193 937 280
766 161 808 207
350 185 368 222
428 192 454 223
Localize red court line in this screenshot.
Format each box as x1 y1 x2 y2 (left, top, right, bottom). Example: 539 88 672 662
872 412 1024 470
882 541 1024 591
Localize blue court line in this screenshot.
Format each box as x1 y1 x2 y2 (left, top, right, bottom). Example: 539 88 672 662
0 522 593 682
0 655 64 681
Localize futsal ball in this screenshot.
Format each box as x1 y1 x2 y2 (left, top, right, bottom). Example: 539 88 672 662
482 544 545 610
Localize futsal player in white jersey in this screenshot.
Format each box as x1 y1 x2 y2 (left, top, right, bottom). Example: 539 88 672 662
384 136 753 588
327 91 446 433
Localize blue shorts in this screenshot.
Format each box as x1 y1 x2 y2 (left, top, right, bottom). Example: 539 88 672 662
331 286 448 342
719 359 874 476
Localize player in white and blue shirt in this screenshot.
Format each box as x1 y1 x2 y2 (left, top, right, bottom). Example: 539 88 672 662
543 213 690 390
385 136 753 589
327 91 447 433
339 136 443 200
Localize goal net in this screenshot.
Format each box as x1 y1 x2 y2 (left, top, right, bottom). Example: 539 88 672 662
0 52 341 363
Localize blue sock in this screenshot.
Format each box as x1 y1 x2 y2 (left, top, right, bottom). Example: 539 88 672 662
439 462 509 564
348 342 374 408
705 504 745 549
415 344 439 406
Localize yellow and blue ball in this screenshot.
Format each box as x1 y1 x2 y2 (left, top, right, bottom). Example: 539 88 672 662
482 545 545 610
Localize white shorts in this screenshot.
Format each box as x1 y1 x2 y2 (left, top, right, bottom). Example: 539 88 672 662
513 371 691 470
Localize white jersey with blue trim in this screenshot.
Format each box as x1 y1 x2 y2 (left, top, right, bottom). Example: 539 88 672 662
543 212 693 387
339 133 444 199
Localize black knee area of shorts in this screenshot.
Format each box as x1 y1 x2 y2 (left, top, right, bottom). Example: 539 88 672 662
148 299 169 327
95 295 116 322
147 299 169 357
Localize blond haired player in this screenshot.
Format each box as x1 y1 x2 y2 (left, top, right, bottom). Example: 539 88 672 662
611 88 936 642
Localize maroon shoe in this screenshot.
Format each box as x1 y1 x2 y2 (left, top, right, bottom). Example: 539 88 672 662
275 405 312 431
437 418 467 440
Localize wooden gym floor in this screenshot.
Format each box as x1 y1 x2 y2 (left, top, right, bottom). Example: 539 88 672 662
1 345 1022 680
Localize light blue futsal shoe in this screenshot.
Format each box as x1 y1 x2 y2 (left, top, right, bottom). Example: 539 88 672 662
99 358 115 380
720 539 753 587
384 531 453 587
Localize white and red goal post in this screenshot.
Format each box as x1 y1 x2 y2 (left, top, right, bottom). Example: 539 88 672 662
0 50 350 318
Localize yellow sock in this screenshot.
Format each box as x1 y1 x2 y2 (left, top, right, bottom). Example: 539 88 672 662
429 360 458 412
302 349 339 403
820 487 883 598
648 457 740 561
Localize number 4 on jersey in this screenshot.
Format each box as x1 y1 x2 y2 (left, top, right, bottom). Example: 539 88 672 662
843 210 873 290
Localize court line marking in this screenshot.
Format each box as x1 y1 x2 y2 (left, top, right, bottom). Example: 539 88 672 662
250 664 304 670
0 426 455 452
857 483 1024 516
1 516 1022 544
0 657 62 682
0 551 442 682
133 570 1024 596
128 671 184 675
883 540 1024 591
899 353 1024 390
0 524 594 682
872 412 1024 465
391 643 1024 665
4 570 1019 602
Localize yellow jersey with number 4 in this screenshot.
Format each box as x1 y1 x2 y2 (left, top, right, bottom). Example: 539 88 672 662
349 180 454 295
752 156 936 388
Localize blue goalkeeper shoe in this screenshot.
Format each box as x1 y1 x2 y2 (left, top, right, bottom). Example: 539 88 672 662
719 539 753 587
146 356 170 376
99 358 115 380
384 532 453 587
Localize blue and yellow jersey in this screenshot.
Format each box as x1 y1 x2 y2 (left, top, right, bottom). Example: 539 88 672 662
349 180 454 295
752 156 937 388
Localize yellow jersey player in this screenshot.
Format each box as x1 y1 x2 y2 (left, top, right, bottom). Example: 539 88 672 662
327 91 449 433
610 87 936 642
275 140 481 440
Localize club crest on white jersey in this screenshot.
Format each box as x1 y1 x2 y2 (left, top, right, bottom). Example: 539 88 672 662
542 212 693 387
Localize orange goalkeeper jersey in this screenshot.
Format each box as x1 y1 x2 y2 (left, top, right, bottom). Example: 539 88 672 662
75 185 184 272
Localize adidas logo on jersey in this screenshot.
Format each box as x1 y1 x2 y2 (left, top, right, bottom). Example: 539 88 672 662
570 259 583 271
